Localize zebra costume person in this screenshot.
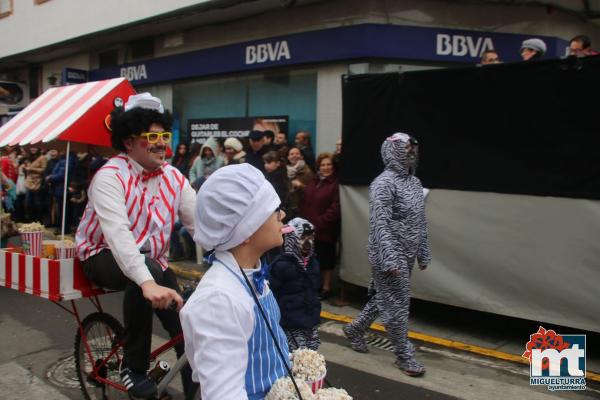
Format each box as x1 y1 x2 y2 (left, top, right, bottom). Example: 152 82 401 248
343 132 431 377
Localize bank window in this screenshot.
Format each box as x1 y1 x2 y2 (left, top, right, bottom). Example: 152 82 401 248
0 0 13 18
173 69 317 144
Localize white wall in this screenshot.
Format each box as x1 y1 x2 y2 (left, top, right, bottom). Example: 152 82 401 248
315 64 345 155
42 53 90 91
0 0 214 59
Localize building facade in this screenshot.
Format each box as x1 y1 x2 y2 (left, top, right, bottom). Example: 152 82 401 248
2 0 600 152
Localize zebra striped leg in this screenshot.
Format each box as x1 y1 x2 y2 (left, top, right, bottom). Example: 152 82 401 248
373 268 414 361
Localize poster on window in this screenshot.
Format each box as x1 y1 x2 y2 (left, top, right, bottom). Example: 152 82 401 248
187 116 288 144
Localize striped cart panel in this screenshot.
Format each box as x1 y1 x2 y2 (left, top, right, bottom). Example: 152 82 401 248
0 249 106 301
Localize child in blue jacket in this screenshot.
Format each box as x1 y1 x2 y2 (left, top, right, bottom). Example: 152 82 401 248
269 217 321 350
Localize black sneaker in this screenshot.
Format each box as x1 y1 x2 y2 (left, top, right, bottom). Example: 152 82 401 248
119 364 157 399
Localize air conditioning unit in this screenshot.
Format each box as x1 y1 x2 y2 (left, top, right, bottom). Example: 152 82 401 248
0 81 29 108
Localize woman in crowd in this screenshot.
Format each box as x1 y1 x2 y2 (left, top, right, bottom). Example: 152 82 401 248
24 146 47 222
171 143 191 176
189 137 224 185
299 152 340 300
222 137 246 165
1 146 18 186
186 142 201 179
15 154 28 221
286 146 313 220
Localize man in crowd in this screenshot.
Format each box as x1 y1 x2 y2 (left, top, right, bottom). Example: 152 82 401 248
75 93 196 398
275 132 288 147
480 49 501 65
263 130 276 152
569 35 598 57
245 129 268 173
43 149 60 226
295 130 315 171
273 132 289 158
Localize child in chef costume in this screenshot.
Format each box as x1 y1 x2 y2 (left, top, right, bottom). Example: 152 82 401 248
180 163 291 400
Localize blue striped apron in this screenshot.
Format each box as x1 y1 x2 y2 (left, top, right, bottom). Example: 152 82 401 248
216 259 290 400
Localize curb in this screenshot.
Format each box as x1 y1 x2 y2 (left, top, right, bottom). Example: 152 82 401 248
170 264 204 281
322 310 600 383
171 267 600 383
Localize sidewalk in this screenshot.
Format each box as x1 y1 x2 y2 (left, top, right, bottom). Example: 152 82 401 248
170 259 600 378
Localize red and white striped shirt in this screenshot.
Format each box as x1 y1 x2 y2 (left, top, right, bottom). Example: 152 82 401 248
75 154 196 285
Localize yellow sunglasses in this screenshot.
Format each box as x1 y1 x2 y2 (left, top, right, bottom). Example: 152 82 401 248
138 131 172 144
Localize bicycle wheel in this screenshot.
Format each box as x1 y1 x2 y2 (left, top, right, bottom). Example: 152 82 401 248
74 312 129 400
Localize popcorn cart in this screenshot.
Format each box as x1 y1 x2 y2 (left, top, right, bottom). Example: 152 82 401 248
0 78 168 399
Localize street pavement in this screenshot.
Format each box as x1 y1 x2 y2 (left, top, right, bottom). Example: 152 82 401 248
1 268 599 399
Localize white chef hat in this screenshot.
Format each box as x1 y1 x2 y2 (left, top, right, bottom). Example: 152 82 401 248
124 92 165 113
194 163 280 251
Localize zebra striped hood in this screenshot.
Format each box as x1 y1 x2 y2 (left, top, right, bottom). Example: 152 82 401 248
368 132 431 273
283 217 314 267
381 132 417 177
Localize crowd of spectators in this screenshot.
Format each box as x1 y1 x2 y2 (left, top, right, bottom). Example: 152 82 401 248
0 145 107 234
479 34 598 65
168 128 342 299
0 127 342 301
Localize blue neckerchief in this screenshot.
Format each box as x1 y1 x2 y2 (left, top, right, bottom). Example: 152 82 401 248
252 261 271 294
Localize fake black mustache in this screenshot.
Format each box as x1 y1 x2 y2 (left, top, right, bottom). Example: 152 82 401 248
147 145 166 153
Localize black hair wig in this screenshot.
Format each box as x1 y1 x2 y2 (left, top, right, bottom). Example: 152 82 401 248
109 107 173 152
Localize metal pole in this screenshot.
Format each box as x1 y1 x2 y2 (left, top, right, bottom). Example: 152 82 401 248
60 141 70 240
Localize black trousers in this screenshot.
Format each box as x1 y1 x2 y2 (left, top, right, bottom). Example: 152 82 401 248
81 250 185 372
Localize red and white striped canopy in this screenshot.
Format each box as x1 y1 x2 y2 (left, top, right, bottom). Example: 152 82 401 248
0 78 136 148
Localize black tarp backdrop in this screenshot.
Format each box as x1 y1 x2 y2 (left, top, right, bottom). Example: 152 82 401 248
340 55 600 199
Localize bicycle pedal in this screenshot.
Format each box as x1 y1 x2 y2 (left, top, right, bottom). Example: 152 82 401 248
86 359 107 387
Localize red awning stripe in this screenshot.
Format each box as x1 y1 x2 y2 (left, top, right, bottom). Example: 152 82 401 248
41 79 120 144
0 87 56 142
9 84 87 146
0 85 79 146
28 79 114 145
14 82 95 146
0 78 126 147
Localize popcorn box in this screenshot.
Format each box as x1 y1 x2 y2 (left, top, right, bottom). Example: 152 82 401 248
306 371 326 394
19 231 44 257
55 246 77 259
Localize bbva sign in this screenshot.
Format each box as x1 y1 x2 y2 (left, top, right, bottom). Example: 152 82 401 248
246 40 291 65
120 64 148 81
436 34 495 58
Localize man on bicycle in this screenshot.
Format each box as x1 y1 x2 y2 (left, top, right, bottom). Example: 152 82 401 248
75 93 196 398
